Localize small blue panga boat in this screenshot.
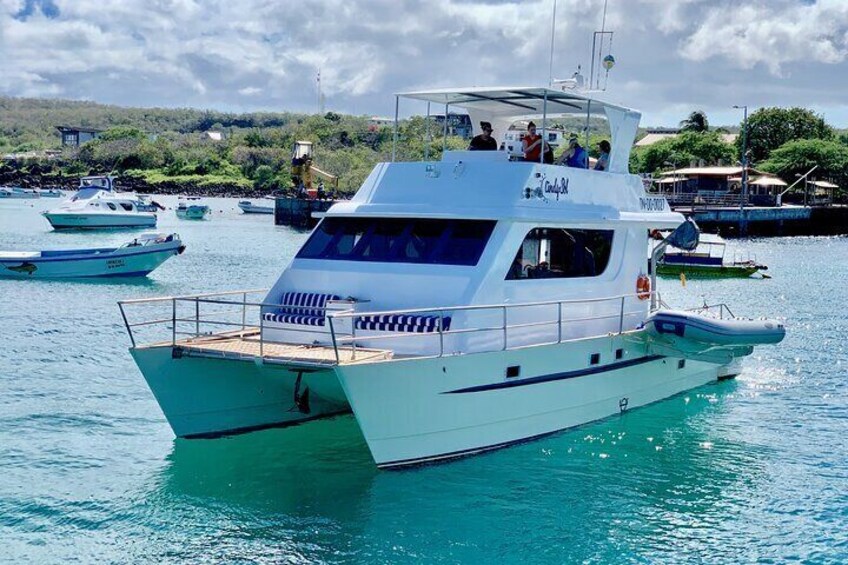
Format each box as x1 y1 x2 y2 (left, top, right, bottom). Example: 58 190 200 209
0 233 185 279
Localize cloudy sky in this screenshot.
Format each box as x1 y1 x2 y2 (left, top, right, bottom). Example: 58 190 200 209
1 0 847 127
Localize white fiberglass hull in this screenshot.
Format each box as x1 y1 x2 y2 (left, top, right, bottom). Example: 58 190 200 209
130 345 350 437
238 201 274 214
43 211 157 229
336 331 723 468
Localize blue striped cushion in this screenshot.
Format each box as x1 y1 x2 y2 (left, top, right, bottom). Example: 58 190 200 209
279 292 341 318
355 314 450 333
263 312 326 326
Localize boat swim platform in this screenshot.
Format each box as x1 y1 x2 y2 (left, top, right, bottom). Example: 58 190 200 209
142 330 393 368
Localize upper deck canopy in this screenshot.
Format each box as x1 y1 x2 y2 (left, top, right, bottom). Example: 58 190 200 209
395 86 641 174
398 86 635 118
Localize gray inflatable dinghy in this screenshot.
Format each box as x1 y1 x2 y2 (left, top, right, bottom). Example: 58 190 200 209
645 309 785 347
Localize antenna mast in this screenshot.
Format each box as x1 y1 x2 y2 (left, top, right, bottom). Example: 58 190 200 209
548 0 557 86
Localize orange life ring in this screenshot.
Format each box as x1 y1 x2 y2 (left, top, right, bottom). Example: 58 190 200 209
636 274 651 300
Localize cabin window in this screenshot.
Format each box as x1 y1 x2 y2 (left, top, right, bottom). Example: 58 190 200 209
106 202 117 211
297 218 496 266
506 228 614 280
120 203 134 211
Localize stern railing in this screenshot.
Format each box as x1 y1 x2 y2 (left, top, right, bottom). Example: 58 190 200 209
118 289 663 364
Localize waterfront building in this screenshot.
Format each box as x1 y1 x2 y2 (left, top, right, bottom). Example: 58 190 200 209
56 125 102 147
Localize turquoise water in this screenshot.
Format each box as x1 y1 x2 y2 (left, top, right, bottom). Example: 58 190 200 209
1 197 846 563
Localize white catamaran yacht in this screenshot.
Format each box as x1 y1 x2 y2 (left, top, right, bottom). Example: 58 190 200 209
43 176 158 229
120 87 785 468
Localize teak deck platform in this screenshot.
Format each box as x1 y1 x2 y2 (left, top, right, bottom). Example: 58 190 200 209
149 330 393 367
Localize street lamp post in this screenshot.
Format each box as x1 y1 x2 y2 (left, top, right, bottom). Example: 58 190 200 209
734 105 749 235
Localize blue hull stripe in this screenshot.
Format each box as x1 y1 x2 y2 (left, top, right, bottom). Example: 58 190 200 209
442 355 665 395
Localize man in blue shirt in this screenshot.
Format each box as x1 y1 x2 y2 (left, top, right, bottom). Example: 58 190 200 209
558 137 588 168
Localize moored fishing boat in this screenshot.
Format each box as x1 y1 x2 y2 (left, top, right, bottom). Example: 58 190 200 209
0 186 39 199
0 233 184 278
238 199 274 214
176 197 211 220
119 86 785 469
38 187 66 198
43 176 157 229
655 233 768 278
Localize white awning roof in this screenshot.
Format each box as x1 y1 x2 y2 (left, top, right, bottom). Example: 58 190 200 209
810 180 839 189
398 86 633 117
750 176 788 187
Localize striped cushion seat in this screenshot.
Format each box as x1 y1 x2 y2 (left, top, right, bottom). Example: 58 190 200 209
264 291 341 327
263 312 326 326
355 314 451 333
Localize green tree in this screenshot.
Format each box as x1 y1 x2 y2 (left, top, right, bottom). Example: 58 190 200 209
99 126 145 142
679 110 709 133
632 131 736 174
253 164 276 189
740 107 833 163
760 138 848 193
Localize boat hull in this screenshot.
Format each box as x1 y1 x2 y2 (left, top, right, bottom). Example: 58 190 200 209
657 263 759 278
335 332 724 468
43 212 157 229
0 242 182 278
238 202 274 214
176 206 210 220
131 345 351 438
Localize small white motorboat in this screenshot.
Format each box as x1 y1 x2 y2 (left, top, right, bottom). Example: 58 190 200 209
176 197 211 220
0 233 185 279
0 186 40 199
43 176 157 229
238 199 274 214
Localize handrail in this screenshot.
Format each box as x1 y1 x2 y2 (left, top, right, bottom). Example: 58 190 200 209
118 288 268 306
326 292 646 320
117 289 661 362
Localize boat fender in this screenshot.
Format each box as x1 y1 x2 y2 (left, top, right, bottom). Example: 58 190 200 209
636 274 651 300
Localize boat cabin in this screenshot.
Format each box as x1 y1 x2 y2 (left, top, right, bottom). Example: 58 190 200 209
261 87 683 354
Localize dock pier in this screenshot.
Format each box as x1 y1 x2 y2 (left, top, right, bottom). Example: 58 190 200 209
675 205 848 237
274 197 337 228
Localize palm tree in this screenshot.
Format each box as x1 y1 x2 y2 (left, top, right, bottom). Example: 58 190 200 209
679 110 710 133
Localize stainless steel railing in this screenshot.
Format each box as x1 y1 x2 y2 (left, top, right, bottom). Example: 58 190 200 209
118 289 662 365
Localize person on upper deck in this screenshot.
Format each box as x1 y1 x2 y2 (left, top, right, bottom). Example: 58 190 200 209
468 121 498 151
594 140 611 171
521 121 545 162
557 137 588 169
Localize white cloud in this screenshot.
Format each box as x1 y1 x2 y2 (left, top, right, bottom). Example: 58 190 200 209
679 0 848 75
0 0 847 125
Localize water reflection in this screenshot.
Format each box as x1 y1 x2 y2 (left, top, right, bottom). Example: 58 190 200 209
147 379 770 562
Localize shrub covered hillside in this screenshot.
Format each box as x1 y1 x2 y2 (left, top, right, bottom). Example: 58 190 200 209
0 97 472 194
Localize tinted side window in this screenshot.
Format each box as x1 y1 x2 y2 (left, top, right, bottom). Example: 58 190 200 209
297 218 495 266
506 228 614 280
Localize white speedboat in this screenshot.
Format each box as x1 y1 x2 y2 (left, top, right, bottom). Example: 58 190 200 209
0 186 39 199
120 87 785 468
43 176 157 229
238 199 274 214
176 197 211 220
1 233 184 278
